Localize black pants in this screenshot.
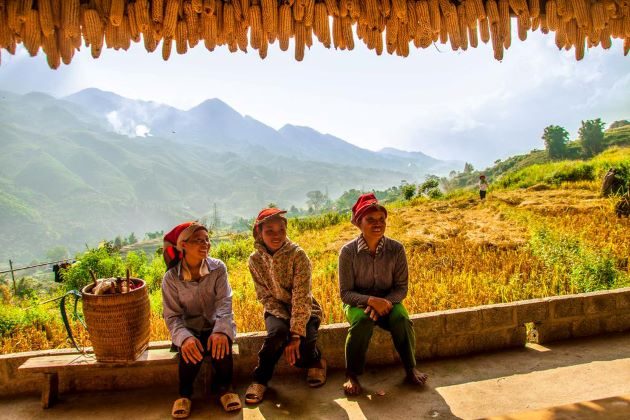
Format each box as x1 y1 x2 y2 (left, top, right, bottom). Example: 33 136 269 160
480 190 487 200
174 330 233 398
253 314 322 385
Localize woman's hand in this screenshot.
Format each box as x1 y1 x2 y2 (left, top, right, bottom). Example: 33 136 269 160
367 297 393 316
284 336 301 366
181 336 204 364
364 306 379 321
208 333 230 360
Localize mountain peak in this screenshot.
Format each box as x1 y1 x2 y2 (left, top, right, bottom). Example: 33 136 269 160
188 98 239 116
65 87 125 102
379 147 432 159
279 124 321 135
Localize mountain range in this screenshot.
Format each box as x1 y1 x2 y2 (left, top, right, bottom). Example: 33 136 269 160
0 88 460 262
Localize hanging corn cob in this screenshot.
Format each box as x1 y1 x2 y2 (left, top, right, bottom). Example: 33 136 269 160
0 0 628 67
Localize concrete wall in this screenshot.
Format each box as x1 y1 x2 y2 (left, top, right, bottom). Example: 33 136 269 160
2 288 629 398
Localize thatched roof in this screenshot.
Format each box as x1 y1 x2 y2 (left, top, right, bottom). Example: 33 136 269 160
0 0 628 69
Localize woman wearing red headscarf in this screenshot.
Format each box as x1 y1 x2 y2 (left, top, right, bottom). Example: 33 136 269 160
338 193 428 396
161 222 241 418
244 208 327 404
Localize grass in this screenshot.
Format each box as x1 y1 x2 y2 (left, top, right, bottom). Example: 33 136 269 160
1 147 629 353
495 147 630 190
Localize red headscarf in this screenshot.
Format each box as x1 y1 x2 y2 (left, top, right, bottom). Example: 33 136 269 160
163 221 207 269
351 193 387 226
252 208 288 242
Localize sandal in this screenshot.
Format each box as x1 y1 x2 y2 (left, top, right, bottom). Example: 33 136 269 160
245 383 266 404
219 392 242 412
171 397 192 419
307 358 327 388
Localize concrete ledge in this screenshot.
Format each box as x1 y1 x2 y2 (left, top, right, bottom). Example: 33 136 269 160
515 298 549 324
2 287 629 398
550 294 586 319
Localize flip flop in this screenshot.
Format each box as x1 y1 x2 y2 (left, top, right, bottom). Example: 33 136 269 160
171 397 191 419
307 358 327 388
245 383 266 404
219 392 242 412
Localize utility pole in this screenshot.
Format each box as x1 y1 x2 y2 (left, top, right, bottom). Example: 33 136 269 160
9 259 16 295
212 203 221 233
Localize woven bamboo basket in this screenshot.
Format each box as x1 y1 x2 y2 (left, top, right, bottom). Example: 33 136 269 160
81 278 150 363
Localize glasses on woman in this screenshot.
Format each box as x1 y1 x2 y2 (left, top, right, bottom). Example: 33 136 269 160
186 238 210 245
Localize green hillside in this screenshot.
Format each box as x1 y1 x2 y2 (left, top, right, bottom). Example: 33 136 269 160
496 147 630 190
0 95 411 263
443 123 630 191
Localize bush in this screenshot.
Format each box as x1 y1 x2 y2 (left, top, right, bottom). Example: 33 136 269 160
63 246 126 291
401 184 417 200
418 177 442 199
427 188 443 199
571 254 618 292
125 251 148 279
144 253 167 292
529 228 623 293
545 163 595 185
0 303 52 335
149 289 163 315
289 212 349 233
0 305 21 335
212 235 253 270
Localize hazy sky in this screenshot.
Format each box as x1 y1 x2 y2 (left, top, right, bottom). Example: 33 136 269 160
1 30 628 168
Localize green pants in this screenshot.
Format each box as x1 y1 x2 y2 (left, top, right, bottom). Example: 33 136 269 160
344 303 416 376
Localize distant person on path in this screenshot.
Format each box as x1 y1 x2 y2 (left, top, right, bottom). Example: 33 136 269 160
245 208 327 405
161 222 241 418
479 175 489 201
338 193 428 396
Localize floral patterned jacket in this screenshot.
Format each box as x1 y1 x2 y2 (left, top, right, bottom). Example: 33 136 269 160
248 238 322 337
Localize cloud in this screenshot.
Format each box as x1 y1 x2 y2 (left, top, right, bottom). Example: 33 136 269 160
106 111 152 138
135 124 151 137
403 38 630 168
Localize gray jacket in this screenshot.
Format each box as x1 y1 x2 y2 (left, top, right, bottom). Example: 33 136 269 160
161 257 236 347
338 236 409 307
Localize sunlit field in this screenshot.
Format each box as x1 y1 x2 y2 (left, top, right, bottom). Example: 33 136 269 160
2 165 628 353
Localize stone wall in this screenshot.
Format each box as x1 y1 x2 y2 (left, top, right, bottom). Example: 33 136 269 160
2 288 629 398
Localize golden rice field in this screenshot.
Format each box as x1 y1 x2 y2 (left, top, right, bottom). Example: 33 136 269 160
164 185 630 337
2 185 629 354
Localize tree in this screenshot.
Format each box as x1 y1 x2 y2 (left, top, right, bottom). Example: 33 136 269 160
448 170 457 178
144 230 164 240
418 175 442 199
419 176 439 195
306 190 326 212
127 232 137 245
401 184 416 200
542 125 569 160
464 162 474 174
113 236 123 248
335 189 363 210
579 119 605 157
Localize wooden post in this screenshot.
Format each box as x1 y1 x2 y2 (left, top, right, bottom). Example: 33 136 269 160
9 259 16 295
41 372 59 408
